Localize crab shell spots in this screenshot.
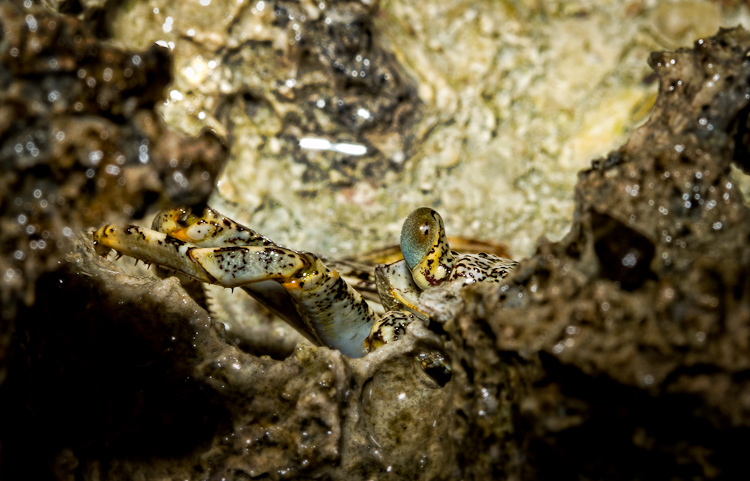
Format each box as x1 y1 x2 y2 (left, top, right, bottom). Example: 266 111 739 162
401 207 440 271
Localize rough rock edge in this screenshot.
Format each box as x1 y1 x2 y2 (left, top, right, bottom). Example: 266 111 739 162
449 27 750 480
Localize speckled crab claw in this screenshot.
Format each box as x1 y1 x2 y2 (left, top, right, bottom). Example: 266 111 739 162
93 206 517 360
93 207 377 358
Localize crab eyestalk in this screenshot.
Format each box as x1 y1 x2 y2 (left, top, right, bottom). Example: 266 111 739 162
400 207 456 290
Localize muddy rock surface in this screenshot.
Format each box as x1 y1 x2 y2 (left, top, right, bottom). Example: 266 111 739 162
446 27 750 479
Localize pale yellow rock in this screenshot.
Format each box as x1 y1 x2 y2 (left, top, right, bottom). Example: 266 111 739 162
108 0 750 261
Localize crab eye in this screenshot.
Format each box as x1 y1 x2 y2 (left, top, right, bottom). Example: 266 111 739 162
401 207 439 270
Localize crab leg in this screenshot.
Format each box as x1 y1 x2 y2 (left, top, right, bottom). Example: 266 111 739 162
374 261 427 321
93 224 217 282
94 224 304 287
93 222 377 358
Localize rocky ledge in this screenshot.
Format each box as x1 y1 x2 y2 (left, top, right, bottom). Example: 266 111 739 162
447 26 750 480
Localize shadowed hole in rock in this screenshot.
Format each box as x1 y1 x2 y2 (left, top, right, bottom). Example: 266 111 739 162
0 267 229 479
536 352 750 479
590 210 656 291
730 86 750 169
414 345 453 388
422 362 452 387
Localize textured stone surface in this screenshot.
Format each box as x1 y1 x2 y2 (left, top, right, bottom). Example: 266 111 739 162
0 1 226 314
107 0 693 256
0 1 226 475
446 27 750 479
5 235 453 480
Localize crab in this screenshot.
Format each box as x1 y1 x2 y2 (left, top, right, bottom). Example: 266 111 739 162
92 206 517 358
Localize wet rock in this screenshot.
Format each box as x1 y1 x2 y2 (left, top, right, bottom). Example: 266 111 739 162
648 1 722 49
218 0 423 187
0 2 226 474
143 0 423 189
0 2 226 325
7 235 454 480
448 27 750 479
107 0 430 255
